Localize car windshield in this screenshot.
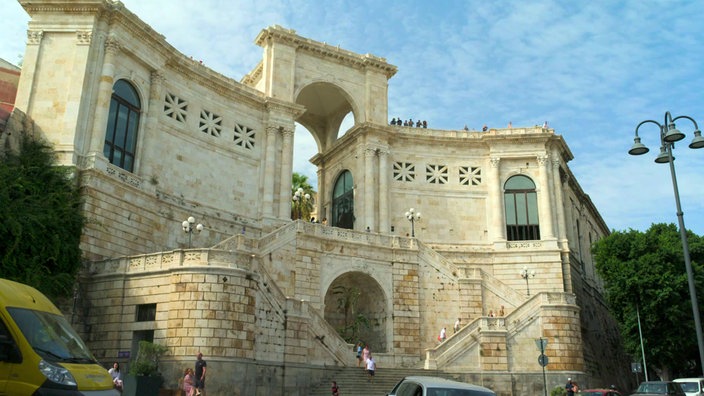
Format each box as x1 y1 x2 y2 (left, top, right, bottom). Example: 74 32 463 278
8 307 95 363
581 392 604 396
678 382 697 392
428 388 492 396
636 383 666 394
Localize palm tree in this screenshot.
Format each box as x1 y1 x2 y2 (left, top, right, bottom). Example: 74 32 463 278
291 172 315 220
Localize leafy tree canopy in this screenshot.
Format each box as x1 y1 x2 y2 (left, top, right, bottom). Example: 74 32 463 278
593 223 704 379
0 134 85 298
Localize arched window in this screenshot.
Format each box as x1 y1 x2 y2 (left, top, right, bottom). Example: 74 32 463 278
332 170 354 229
504 175 540 241
103 79 141 172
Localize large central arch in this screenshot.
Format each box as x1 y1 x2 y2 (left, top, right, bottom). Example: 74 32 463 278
295 81 357 152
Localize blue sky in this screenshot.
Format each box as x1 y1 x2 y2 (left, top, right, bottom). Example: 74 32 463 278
2 0 704 235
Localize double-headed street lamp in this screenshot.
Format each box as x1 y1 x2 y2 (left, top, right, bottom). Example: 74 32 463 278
520 266 536 296
182 216 203 248
292 187 310 220
629 111 704 376
405 208 421 237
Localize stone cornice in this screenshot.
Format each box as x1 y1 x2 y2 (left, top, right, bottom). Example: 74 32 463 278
264 97 306 119
241 61 263 86
165 56 267 109
20 0 116 15
255 25 398 79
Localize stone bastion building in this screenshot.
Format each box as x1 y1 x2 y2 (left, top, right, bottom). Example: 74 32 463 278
4 0 632 394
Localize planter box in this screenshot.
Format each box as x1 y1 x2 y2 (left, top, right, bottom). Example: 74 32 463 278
123 374 163 396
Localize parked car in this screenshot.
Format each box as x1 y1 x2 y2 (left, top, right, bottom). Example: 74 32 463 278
674 378 704 396
387 376 496 396
632 381 686 395
581 388 623 396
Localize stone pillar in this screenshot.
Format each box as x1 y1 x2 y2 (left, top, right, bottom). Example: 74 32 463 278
316 165 326 222
537 155 555 239
364 146 376 231
552 156 567 242
89 35 121 154
279 128 294 219
378 149 389 233
262 126 279 217
489 157 505 241
14 30 44 113
140 70 164 169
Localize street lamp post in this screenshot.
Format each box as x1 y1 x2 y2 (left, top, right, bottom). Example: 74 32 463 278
629 111 704 376
292 187 310 220
520 266 536 296
181 216 204 248
405 208 421 237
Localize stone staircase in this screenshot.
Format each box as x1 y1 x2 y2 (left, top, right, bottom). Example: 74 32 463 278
308 367 450 396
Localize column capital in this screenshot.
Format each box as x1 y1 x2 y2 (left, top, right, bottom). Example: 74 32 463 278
76 30 92 45
490 157 501 168
104 35 121 55
149 70 165 99
27 30 44 45
537 154 550 166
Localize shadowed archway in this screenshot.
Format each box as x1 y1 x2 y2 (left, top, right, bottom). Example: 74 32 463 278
324 271 388 352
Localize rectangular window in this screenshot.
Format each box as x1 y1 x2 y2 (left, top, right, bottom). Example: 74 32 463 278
136 303 157 322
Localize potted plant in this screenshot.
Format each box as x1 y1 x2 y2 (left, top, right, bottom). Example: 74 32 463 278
123 341 168 396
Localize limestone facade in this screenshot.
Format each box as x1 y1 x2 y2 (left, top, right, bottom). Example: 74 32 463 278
9 0 631 394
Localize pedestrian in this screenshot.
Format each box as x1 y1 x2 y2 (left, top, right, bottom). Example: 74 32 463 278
355 342 363 367
453 318 461 333
331 380 340 396
439 327 447 342
488 310 495 317
108 362 122 391
182 368 195 396
195 352 207 396
366 354 376 382
362 345 370 367
565 377 575 396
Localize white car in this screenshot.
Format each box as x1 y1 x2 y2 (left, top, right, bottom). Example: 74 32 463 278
674 378 704 396
387 376 496 396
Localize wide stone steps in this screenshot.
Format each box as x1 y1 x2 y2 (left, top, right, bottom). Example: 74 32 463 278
308 366 450 396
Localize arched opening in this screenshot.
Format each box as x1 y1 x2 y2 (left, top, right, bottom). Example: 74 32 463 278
295 81 356 152
332 170 354 229
504 174 540 241
103 79 141 172
324 271 388 352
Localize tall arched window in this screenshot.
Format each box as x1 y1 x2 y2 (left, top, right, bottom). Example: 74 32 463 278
103 79 141 172
504 175 540 241
332 170 354 229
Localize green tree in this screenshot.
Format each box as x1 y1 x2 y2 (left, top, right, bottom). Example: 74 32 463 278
0 134 85 298
291 172 315 220
332 284 369 343
593 223 704 379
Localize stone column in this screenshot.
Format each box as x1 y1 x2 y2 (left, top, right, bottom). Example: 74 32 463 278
489 157 505 241
537 155 555 239
89 35 121 154
262 126 279 217
317 165 326 222
378 149 389 233
279 128 294 219
140 70 164 168
364 146 376 231
552 156 567 242
14 30 44 113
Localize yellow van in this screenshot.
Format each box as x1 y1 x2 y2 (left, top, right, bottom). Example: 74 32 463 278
0 278 119 395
